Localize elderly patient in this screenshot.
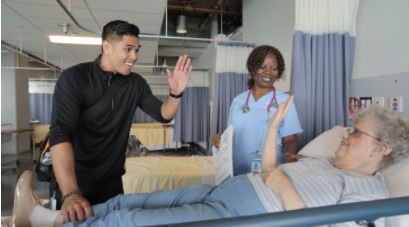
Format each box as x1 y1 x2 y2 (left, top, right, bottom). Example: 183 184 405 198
12 96 409 227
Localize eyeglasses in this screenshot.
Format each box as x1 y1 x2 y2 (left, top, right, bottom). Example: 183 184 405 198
348 127 381 142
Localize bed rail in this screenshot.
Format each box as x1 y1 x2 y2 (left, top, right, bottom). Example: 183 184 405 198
160 196 409 227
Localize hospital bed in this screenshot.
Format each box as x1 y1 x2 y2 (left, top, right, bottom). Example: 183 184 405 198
122 155 215 194
160 126 409 227
32 124 49 145
129 123 181 152
33 123 181 155
3 126 408 226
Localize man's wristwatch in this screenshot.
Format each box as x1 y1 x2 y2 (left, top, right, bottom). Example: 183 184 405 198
169 91 183 98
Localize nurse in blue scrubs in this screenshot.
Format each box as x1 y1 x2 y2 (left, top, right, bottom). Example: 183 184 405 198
213 45 303 175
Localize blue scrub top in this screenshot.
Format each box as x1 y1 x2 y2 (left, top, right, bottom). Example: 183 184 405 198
228 89 303 175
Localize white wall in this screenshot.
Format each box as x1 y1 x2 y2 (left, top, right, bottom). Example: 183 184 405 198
1 52 19 155
243 0 295 92
353 0 409 79
1 51 60 155
351 0 409 117
1 51 31 155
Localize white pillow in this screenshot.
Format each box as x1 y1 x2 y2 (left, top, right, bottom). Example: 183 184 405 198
298 126 409 226
298 125 345 158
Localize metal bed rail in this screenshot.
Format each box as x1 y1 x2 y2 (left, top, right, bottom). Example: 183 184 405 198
160 196 409 227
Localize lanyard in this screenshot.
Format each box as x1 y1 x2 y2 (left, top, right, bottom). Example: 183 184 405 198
242 86 277 113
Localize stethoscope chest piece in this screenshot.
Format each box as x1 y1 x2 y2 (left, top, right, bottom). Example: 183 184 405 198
242 86 278 114
269 102 278 109
242 105 250 113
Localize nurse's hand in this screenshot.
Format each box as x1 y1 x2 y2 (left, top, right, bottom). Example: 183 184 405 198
283 153 305 163
212 133 221 149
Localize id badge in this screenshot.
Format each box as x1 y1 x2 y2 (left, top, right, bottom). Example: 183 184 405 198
251 156 261 174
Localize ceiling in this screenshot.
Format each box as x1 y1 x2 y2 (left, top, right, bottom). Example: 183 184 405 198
1 0 242 76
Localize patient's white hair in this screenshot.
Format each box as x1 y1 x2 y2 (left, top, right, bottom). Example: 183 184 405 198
351 106 409 169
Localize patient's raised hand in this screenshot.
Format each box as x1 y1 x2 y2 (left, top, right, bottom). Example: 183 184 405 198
261 96 295 172
268 96 294 131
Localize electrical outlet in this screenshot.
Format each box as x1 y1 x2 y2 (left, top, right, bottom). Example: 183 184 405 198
390 97 403 112
372 97 385 107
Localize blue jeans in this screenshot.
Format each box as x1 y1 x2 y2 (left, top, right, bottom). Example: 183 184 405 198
62 175 267 226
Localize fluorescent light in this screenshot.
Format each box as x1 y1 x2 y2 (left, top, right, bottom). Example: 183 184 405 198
49 35 101 45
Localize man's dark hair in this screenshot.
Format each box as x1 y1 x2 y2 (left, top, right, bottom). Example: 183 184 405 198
102 20 140 42
246 45 286 88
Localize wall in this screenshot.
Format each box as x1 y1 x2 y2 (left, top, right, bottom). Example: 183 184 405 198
243 0 295 92
350 72 409 118
242 0 409 116
1 50 60 155
351 0 409 117
2 52 19 155
1 51 31 155
353 0 409 79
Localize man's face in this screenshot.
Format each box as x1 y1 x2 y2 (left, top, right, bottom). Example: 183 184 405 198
103 35 140 75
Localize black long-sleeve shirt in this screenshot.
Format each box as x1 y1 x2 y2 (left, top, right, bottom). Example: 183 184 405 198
49 56 170 188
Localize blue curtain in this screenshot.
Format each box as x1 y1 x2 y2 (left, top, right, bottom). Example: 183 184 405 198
29 93 53 124
29 80 56 124
136 71 210 143
210 42 255 152
211 72 249 135
133 95 167 123
290 0 359 148
173 70 210 142
173 87 209 142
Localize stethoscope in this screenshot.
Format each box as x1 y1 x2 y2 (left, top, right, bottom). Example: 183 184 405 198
242 86 277 113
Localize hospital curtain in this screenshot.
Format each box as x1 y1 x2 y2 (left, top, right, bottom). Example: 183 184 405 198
174 70 210 142
29 80 56 124
290 0 359 148
210 42 255 151
133 79 169 123
137 71 210 143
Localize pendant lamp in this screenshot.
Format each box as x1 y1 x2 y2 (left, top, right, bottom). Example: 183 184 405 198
176 15 187 34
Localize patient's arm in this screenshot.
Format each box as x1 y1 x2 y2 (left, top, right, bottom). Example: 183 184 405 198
261 97 306 210
264 169 306 210
261 96 294 172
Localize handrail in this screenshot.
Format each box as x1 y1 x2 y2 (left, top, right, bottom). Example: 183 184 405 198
159 196 409 227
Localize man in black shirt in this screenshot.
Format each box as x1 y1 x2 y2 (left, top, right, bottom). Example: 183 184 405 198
48 20 192 223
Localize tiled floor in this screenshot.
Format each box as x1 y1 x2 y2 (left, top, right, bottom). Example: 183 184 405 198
1 145 206 217
1 151 52 217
